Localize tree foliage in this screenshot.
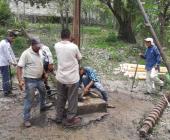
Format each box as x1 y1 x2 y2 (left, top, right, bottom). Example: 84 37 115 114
141 0 170 46
14 0 73 29
0 0 11 25
82 0 112 25
99 0 137 43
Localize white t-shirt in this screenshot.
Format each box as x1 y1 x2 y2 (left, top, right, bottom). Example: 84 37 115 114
54 40 82 84
0 39 17 66
17 47 44 79
39 45 53 64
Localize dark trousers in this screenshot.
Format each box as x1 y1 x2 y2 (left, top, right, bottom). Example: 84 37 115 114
55 81 79 120
0 65 11 94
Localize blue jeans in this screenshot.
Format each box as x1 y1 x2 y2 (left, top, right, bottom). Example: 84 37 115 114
24 78 46 121
0 65 11 95
81 76 108 101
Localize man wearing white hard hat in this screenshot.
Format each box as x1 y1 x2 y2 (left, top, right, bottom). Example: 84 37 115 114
139 37 164 94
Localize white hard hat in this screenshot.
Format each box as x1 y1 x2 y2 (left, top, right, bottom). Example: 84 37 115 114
144 37 154 45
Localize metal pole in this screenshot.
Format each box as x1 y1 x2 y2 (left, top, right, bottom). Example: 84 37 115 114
72 0 81 47
136 0 170 73
131 62 139 92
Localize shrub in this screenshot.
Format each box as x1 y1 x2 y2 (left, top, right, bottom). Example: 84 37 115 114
0 27 7 39
13 37 28 56
105 32 117 42
0 0 11 25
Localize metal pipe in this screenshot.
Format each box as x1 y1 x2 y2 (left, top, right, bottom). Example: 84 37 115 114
139 93 170 137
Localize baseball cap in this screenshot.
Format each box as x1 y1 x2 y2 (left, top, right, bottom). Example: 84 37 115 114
144 37 154 45
8 31 17 37
30 37 42 47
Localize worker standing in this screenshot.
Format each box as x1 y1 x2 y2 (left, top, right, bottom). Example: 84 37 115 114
17 38 52 127
54 28 82 126
0 31 17 96
139 38 164 94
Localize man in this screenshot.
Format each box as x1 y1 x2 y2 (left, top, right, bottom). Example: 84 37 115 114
54 28 82 126
0 31 17 96
17 38 51 127
139 37 164 94
79 66 108 102
39 44 54 96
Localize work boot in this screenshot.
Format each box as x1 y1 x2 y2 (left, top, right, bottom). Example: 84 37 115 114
4 92 9 97
40 102 53 112
46 85 52 97
54 118 62 124
4 91 13 97
24 121 31 128
63 116 82 127
160 86 163 91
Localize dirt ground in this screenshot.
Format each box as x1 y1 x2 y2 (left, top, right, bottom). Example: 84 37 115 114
0 42 170 140
1 76 169 140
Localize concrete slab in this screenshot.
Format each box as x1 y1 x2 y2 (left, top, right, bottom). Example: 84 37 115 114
77 98 107 115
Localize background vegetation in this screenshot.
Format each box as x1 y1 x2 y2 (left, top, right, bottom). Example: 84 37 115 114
0 0 169 84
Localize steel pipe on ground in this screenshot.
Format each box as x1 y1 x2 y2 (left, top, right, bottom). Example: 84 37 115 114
139 93 170 137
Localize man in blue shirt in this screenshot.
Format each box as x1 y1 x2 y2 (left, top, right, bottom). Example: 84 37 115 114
79 66 108 102
139 38 164 94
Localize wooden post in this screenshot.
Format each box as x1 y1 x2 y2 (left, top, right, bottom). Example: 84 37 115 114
72 0 81 47
137 0 170 73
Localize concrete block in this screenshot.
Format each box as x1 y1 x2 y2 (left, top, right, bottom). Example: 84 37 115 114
77 98 107 115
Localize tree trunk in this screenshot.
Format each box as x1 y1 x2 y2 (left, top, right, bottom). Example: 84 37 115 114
101 0 136 43
65 8 69 29
118 20 136 43
60 10 65 29
137 0 170 73
159 16 165 47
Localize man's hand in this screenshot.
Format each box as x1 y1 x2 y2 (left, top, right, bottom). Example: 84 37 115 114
13 64 17 67
42 72 48 80
18 80 24 91
139 53 145 59
10 63 17 67
48 64 54 72
83 87 89 96
155 65 160 72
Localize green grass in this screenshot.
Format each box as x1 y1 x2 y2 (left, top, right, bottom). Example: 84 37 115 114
0 23 169 66
13 37 28 56
82 26 143 63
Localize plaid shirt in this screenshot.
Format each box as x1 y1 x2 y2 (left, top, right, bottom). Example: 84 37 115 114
83 67 99 82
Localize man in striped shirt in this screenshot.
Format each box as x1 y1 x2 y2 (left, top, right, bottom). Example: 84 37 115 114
79 66 108 102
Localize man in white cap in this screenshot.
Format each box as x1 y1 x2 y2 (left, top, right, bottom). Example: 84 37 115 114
17 38 52 127
139 37 164 94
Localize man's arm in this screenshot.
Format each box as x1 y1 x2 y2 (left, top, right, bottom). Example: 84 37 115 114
4 43 17 65
139 53 146 59
154 47 161 65
46 47 54 72
154 46 161 71
17 66 24 91
84 81 94 95
83 68 98 95
75 46 82 60
8 46 17 66
17 51 27 91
